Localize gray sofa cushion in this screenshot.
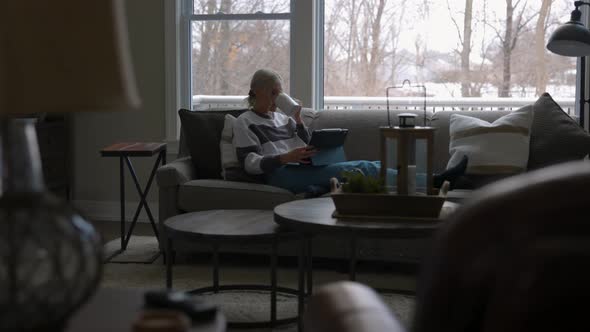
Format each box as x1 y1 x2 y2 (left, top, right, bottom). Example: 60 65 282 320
528 93 590 169
178 179 295 212
178 109 247 179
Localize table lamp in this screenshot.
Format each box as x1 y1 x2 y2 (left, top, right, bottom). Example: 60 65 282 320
547 0 590 126
0 1 140 330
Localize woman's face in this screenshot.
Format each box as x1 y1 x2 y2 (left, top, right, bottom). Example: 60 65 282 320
254 82 282 113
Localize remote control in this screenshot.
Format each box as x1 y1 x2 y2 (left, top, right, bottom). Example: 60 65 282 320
144 290 218 324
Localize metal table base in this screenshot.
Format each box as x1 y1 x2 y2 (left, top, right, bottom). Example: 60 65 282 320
166 236 299 329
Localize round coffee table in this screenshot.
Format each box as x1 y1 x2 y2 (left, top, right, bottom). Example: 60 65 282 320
274 197 456 236
273 197 459 316
163 210 298 328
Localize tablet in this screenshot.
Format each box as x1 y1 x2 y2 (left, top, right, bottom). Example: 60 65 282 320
307 129 348 166
308 128 349 149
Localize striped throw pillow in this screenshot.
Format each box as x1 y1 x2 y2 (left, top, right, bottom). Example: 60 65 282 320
447 105 534 175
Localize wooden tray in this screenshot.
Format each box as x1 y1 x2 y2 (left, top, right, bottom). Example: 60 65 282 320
331 192 445 219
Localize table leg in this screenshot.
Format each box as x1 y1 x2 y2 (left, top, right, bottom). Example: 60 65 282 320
140 152 164 239
270 235 278 326
166 238 173 289
297 233 305 332
119 156 126 250
212 242 220 293
122 156 141 248
306 237 313 296
349 236 357 281
123 154 162 246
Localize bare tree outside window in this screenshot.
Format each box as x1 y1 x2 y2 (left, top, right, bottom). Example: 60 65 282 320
324 0 575 99
191 0 290 99
189 0 577 109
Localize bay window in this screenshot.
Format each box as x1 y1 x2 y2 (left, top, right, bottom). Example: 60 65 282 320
166 0 580 146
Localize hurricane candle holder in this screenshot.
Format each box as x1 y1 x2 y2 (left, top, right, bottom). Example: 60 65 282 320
383 81 435 195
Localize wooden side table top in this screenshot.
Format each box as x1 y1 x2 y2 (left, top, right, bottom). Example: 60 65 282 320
66 288 225 332
100 142 167 157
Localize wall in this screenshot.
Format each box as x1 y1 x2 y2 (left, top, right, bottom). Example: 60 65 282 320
72 0 167 221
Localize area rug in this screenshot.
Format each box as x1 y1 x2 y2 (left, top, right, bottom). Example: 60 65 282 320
102 262 416 331
103 236 160 263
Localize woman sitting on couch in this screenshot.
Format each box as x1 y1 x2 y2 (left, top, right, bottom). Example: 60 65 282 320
233 68 462 195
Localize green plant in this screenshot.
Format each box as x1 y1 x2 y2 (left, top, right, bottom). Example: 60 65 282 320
340 171 386 194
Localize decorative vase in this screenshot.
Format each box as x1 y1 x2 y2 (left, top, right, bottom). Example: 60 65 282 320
0 119 102 331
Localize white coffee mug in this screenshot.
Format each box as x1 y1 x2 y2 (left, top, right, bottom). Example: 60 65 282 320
275 92 301 117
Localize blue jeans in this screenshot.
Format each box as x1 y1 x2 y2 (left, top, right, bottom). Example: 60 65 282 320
267 160 422 194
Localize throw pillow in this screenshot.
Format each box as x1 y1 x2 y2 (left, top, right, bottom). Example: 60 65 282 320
528 92 590 169
447 105 534 174
217 113 265 184
178 109 247 179
219 114 240 179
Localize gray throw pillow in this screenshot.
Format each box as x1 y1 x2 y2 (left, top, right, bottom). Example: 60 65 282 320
178 109 247 179
528 93 590 169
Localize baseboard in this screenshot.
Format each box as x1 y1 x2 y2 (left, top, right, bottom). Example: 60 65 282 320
73 200 159 223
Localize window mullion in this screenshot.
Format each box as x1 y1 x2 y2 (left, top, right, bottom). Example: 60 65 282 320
314 0 325 110
180 0 192 110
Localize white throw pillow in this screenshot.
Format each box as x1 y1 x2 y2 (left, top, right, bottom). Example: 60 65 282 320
447 105 534 175
300 107 318 127
220 114 240 179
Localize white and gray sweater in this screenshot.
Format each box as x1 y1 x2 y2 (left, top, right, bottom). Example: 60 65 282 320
233 110 310 175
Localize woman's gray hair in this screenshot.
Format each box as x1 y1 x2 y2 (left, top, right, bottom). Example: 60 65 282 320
247 68 283 108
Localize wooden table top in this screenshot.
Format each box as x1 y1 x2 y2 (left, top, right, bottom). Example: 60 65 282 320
274 197 459 238
100 142 167 157
164 210 294 242
66 288 225 332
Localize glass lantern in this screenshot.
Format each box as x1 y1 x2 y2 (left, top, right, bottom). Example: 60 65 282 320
380 125 435 195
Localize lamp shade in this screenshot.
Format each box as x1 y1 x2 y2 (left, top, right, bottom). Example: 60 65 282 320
0 0 140 115
547 20 590 57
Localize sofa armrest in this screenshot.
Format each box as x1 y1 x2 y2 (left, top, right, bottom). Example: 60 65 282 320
304 281 406 332
156 157 195 188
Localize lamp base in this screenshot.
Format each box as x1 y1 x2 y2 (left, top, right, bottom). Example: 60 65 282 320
0 119 102 331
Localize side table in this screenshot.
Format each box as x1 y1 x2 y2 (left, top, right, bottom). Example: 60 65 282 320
164 210 299 329
101 142 166 262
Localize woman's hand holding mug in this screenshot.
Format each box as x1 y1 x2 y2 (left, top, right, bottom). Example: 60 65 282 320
275 92 303 123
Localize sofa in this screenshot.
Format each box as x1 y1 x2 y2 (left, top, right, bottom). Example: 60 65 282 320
155 93 590 261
